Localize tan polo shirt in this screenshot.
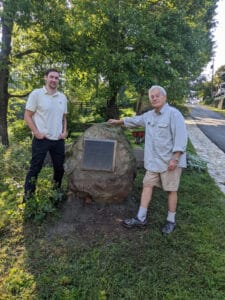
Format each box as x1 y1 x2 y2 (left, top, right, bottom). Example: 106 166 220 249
26 86 67 140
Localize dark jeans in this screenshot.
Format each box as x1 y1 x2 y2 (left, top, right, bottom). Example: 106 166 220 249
24 138 65 198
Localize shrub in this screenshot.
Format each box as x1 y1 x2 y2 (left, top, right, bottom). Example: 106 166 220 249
9 120 32 142
2 139 31 179
187 152 208 171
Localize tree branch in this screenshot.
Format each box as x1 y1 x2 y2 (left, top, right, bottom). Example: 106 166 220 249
13 49 39 59
9 92 30 98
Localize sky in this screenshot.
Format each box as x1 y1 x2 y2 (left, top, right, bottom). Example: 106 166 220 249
203 0 225 77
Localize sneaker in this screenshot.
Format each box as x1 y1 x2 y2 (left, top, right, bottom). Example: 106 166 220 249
162 221 176 234
122 217 147 228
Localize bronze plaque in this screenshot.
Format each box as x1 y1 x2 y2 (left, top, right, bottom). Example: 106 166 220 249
82 138 117 172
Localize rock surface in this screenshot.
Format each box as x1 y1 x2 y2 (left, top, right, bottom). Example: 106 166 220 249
64 123 137 204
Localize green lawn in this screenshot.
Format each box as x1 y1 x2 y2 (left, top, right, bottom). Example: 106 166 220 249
1 139 225 299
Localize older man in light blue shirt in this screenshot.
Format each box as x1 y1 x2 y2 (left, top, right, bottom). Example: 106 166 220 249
108 85 187 234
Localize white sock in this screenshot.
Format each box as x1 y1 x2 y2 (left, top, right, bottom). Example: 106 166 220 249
137 206 147 222
167 211 176 223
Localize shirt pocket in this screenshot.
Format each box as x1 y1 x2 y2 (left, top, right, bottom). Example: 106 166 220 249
156 122 169 138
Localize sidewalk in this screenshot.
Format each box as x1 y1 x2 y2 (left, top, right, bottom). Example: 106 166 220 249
186 118 225 194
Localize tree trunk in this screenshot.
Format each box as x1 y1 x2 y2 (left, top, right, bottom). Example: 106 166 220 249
0 7 14 146
106 92 119 119
0 81 9 145
136 91 145 115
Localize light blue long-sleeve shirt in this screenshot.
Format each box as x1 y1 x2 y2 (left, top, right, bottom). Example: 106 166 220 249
124 103 188 172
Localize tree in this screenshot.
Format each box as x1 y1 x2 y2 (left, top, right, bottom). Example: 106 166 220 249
0 0 72 145
0 0 37 145
0 0 219 145
64 0 218 118
214 65 225 85
0 0 15 145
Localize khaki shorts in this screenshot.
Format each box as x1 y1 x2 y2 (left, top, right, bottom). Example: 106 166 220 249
143 168 182 191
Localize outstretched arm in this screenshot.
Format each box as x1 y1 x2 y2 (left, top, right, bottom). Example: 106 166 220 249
107 119 124 125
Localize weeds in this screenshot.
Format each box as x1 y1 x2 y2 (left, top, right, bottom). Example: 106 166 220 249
187 152 208 171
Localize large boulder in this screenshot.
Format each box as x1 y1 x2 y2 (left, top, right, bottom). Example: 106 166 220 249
64 123 137 204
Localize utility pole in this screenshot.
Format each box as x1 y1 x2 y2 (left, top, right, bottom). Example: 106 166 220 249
211 58 214 100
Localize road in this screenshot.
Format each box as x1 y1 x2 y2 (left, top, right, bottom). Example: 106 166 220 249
188 104 225 153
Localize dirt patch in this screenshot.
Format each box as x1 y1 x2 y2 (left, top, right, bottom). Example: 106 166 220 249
45 169 146 243
46 195 142 241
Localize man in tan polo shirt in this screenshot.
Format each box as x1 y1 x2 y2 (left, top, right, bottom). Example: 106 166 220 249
24 68 67 202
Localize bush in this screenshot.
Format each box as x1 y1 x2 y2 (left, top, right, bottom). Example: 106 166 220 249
9 120 32 142
24 177 65 222
204 96 213 105
187 152 207 171
2 139 31 178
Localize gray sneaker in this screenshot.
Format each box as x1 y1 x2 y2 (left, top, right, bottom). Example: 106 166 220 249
162 221 176 234
122 217 147 228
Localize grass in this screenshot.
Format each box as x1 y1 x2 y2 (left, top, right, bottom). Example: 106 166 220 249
1 137 225 299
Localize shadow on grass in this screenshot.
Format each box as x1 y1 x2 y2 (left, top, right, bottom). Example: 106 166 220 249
22 168 225 299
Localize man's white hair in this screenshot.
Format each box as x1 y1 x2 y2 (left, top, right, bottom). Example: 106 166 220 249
149 85 167 96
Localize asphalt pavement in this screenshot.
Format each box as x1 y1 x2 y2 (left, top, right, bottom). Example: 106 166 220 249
188 104 225 153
